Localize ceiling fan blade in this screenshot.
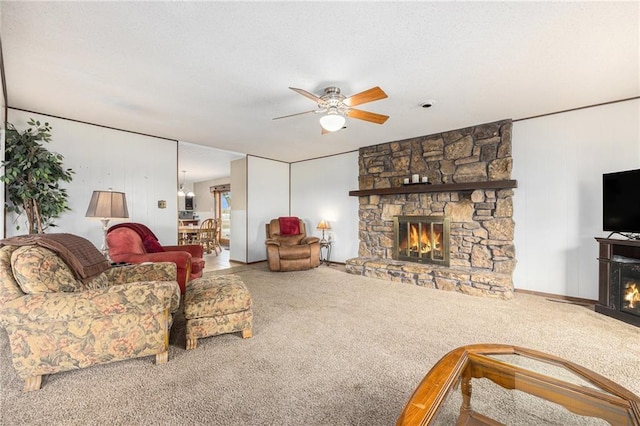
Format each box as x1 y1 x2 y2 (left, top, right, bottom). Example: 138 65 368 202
343 86 388 107
347 108 389 124
273 110 319 120
289 87 321 103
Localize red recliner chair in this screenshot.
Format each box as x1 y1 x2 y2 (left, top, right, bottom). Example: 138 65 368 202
106 223 204 293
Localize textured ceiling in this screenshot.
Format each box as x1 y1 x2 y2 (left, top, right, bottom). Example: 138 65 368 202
2 2 639 177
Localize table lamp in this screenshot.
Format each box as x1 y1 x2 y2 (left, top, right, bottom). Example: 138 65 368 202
85 189 129 259
316 220 331 243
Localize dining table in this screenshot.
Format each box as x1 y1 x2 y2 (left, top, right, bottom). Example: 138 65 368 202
178 226 199 244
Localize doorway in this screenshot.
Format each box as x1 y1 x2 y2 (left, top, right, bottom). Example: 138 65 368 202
212 184 231 246
177 140 245 247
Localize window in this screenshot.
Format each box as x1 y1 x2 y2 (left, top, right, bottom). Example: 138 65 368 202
211 184 231 244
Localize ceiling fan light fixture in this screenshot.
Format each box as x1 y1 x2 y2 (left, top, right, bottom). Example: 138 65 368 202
276 85 388 132
319 113 346 132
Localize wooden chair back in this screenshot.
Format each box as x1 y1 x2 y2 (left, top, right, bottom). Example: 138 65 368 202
199 218 222 255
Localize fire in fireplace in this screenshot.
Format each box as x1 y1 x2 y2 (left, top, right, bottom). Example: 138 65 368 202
623 281 640 315
393 216 450 266
616 262 640 320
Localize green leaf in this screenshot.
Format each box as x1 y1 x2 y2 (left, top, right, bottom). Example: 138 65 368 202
3 118 74 233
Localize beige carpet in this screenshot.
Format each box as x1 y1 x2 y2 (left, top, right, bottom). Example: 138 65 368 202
1 263 639 425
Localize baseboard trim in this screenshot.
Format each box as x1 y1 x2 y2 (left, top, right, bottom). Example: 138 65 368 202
514 288 597 306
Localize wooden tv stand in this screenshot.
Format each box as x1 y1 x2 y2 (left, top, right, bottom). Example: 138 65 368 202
595 237 640 327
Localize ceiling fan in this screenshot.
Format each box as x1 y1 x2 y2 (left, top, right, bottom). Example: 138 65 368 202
273 86 389 134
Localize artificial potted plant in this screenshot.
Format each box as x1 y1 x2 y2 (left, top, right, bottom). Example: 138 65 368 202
1 119 74 234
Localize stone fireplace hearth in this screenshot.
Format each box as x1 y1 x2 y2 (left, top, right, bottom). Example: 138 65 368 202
346 119 516 299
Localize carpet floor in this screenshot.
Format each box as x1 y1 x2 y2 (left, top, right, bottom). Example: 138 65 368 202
1 263 638 425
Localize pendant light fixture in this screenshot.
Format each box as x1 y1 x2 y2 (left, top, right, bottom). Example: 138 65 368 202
178 170 195 197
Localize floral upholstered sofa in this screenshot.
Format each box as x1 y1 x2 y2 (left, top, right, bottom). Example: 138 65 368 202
0 234 181 391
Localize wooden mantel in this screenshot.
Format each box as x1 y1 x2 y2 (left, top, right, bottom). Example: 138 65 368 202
348 179 518 197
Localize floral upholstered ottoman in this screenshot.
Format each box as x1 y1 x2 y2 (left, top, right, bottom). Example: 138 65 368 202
184 274 253 350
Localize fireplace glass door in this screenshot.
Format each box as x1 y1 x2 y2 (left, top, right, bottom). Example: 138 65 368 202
618 262 640 318
394 216 450 266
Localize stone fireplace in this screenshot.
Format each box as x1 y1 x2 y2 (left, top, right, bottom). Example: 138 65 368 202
346 119 516 299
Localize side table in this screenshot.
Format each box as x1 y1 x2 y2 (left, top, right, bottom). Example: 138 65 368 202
319 240 332 265
396 343 640 425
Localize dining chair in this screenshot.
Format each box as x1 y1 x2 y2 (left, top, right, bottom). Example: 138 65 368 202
198 219 220 255
212 218 223 254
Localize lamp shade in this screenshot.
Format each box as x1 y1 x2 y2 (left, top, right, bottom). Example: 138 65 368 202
319 113 345 132
316 220 331 230
85 190 129 219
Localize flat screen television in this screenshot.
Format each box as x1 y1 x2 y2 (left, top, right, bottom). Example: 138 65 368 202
603 168 640 236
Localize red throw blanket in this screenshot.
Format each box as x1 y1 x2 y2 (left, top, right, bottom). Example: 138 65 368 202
0 233 111 283
109 222 159 242
278 217 300 235
108 222 165 253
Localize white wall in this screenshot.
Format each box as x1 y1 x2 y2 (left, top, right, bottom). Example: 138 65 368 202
512 99 640 299
6 109 178 248
247 155 289 262
291 151 360 263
